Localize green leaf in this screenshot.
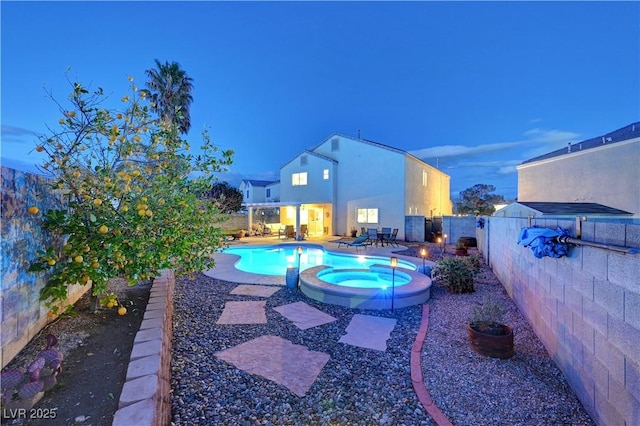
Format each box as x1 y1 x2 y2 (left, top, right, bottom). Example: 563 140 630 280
89 214 96 222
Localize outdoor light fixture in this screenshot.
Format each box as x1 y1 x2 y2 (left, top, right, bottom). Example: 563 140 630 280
390 256 398 311
297 246 303 289
442 233 448 256
420 247 427 274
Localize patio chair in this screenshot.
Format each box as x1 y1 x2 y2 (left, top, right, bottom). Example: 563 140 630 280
384 228 399 247
280 225 295 239
367 228 379 246
300 224 309 238
336 235 369 252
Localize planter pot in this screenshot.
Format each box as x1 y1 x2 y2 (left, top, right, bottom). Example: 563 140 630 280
455 248 468 256
467 324 514 359
285 267 299 289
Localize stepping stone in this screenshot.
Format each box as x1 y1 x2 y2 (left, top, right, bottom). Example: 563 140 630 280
273 301 337 330
230 284 281 298
216 301 267 324
215 335 330 396
338 314 397 351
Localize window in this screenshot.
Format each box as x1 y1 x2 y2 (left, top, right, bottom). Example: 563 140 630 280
246 190 249 199
300 155 308 166
292 172 307 186
357 208 378 224
331 138 340 151
323 169 329 180
423 170 428 186
266 188 271 198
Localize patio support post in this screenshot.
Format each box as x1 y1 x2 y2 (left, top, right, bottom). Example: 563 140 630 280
248 208 253 234
295 205 302 240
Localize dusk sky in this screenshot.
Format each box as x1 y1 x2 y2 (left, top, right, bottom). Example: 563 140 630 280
2 1 638 200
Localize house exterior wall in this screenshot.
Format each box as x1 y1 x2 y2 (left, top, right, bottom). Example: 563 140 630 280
279 152 335 205
265 182 280 202
476 216 640 425
240 181 266 204
517 138 640 216
313 135 406 236
404 155 453 218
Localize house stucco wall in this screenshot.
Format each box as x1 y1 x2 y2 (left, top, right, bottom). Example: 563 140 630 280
279 152 335 204
517 138 640 216
405 155 452 218
476 216 640 425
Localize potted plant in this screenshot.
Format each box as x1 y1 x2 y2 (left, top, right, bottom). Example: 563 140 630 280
350 227 358 238
467 298 514 359
455 240 468 256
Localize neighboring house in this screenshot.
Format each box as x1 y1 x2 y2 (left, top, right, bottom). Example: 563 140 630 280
516 122 640 217
493 201 633 219
243 133 452 240
239 179 280 204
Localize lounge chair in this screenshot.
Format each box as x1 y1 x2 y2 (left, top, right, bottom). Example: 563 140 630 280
336 235 370 252
367 228 379 246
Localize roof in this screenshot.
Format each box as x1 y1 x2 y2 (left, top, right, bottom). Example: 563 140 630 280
516 202 633 216
241 179 278 187
522 121 640 164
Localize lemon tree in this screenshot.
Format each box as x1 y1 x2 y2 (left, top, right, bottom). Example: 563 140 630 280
29 70 233 312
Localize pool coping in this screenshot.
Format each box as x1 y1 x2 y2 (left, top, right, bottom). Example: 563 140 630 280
300 264 432 310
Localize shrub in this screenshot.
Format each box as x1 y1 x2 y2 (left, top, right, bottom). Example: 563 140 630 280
469 298 506 326
432 256 479 293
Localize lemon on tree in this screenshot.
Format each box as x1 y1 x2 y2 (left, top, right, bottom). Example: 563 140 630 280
29 64 234 314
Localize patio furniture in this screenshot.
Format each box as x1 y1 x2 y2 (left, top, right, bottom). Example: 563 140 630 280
336 235 370 252
366 228 379 246
300 224 309 238
280 225 295 239
384 228 399 247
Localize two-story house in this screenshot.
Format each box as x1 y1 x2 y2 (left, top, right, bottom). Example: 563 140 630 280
243 133 452 240
239 179 280 204
513 121 640 217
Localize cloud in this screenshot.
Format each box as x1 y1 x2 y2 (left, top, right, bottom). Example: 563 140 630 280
1 125 40 145
410 128 580 160
410 140 524 159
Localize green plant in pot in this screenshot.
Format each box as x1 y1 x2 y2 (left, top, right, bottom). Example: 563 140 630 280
454 240 468 256
467 298 514 359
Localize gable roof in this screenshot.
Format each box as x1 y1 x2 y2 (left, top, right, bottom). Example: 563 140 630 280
522 122 640 164
241 179 278 187
516 202 632 216
312 133 441 169
280 149 339 169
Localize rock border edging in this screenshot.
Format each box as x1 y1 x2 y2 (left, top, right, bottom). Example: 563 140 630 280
112 270 174 426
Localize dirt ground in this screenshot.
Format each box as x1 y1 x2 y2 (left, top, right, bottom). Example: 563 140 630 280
1 279 151 426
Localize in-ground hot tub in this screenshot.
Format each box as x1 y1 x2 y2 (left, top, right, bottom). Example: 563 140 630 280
300 265 432 310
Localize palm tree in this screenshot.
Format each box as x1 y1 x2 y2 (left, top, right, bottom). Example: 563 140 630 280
143 59 194 134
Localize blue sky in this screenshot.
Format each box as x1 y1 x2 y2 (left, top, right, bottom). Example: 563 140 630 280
2 1 638 200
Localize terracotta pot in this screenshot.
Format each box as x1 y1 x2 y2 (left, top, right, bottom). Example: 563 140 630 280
467 323 514 359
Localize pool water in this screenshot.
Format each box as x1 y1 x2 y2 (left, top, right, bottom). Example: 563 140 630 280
317 269 411 289
223 245 416 276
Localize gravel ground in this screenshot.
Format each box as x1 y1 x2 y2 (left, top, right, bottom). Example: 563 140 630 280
170 246 595 426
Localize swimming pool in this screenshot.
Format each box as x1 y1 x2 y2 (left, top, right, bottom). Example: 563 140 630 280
223 244 417 276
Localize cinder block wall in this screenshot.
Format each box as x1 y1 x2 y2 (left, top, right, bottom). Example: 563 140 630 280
476 216 640 425
442 216 476 244
1 167 90 368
